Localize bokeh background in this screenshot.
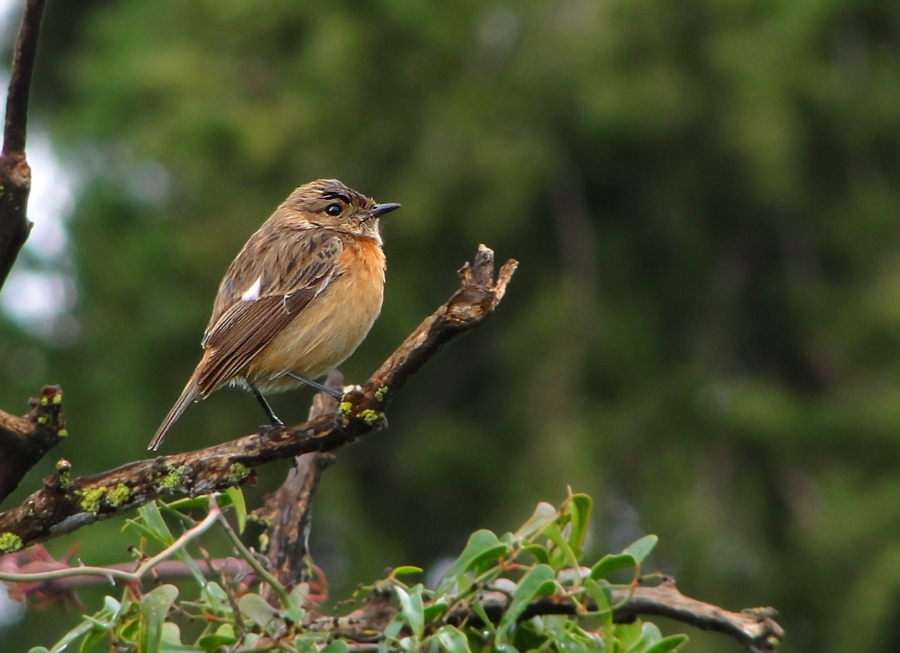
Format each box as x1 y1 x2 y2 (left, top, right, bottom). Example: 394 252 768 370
2 0 900 650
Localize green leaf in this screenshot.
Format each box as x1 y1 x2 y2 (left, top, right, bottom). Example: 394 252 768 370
514 502 558 540
541 619 595 653
437 625 471 653
197 624 237 653
496 564 555 645
197 633 237 651
623 535 658 565
395 584 425 639
281 583 309 622
470 598 496 635
321 641 351 653
585 579 615 648
199 582 232 616
164 496 210 512
392 565 424 576
160 622 184 645
590 553 637 580
140 585 179 653
541 523 581 578
43 619 96 653
436 530 507 595
137 502 175 546
535 579 560 598
423 602 448 624
224 486 247 533
80 625 112 652
562 494 592 554
523 545 550 564
239 593 279 629
624 622 662 653
378 613 406 653
28 648 51 653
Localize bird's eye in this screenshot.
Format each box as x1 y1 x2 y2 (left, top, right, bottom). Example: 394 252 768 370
325 202 343 216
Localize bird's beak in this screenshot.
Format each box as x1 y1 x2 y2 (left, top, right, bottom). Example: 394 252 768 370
366 203 401 220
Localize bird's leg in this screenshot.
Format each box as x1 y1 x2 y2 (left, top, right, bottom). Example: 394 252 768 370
285 372 344 399
250 384 284 430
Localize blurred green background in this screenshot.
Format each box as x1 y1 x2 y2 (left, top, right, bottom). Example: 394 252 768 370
2 0 900 650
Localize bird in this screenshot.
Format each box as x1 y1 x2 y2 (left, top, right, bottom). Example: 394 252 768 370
148 179 399 450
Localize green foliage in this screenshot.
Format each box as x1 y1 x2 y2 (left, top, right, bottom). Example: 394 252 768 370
29 494 686 653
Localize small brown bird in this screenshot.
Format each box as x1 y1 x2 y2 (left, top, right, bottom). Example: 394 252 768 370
149 179 399 450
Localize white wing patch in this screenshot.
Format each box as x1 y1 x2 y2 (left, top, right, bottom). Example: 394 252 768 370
241 276 262 302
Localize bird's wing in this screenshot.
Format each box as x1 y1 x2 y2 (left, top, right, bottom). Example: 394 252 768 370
195 229 343 396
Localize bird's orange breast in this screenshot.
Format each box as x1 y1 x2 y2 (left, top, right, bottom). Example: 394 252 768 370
246 236 386 392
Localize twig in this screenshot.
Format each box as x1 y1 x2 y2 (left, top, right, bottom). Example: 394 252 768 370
212 494 292 610
0 504 220 585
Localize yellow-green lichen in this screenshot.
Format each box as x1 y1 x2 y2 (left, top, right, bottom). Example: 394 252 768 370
258 533 269 551
58 429 68 437
160 465 191 489
229 463 250 481
57 469 71 488
77 487 106 514
339 401 353 415
0 532 22 553
375 385 389 402
359 409 380 425
52 394 62 405
107 483 131 507
36 415 48 425
40 396 48 406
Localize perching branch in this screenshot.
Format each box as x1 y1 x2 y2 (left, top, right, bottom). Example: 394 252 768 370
0 0 45 288
0 245 518 553
0 504 221 587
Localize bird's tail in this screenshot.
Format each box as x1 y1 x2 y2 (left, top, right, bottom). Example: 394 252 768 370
149 377 199 451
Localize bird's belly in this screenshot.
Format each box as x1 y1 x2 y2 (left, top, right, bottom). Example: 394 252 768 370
246 264 384 393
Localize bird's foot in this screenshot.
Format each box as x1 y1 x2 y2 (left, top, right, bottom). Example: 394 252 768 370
258 418 285 435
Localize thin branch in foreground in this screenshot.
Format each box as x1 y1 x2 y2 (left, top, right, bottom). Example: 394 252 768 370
0 504 221 587
0 245 517 552
0 0 46 288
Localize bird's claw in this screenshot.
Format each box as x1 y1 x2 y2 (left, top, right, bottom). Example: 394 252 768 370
258 420 285 435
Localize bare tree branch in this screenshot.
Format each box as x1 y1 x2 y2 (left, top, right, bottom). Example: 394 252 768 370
0 0 45 288
0 385 66 504
0 246 518 553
